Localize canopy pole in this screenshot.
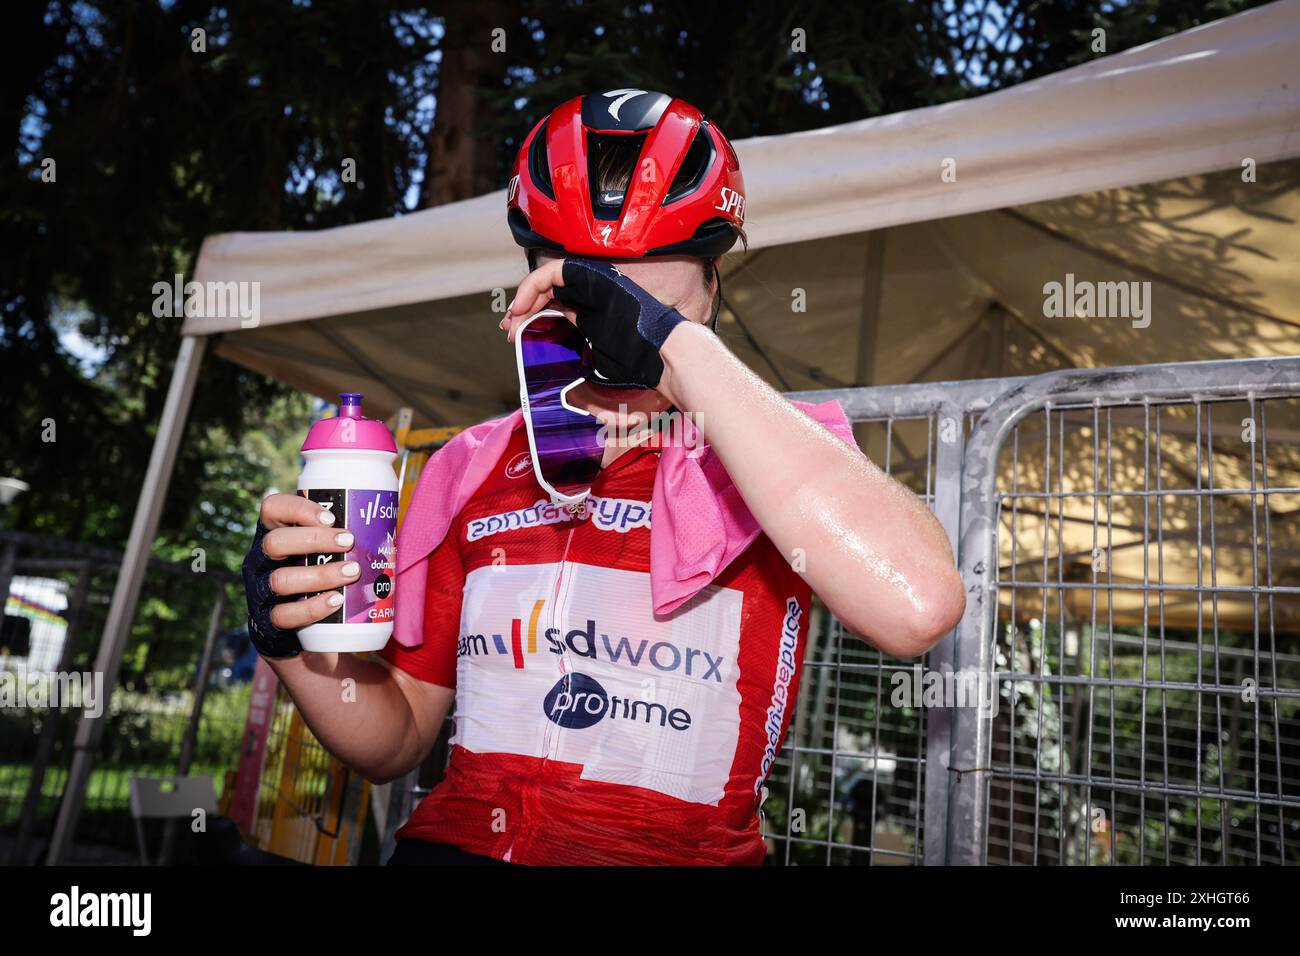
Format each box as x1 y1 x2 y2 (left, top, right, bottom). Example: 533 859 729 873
46 334 208 865
854 230 886 386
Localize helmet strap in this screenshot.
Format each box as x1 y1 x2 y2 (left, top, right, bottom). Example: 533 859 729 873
708 261 722 332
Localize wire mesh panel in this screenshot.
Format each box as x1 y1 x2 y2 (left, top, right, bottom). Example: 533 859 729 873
986 396 1300 864
952 359 1300 865
764 413 941 865
0 531 242 863
71 574 241 861
0 558 105 861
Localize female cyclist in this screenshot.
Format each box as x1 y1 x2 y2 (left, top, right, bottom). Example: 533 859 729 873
242 90 964 866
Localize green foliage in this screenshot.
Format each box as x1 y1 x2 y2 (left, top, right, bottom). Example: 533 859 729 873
1 1 435 571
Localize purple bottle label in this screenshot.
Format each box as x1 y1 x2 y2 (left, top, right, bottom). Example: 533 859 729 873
301 488 397 625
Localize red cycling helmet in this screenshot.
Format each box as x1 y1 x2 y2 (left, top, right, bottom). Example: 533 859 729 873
507 89 746 259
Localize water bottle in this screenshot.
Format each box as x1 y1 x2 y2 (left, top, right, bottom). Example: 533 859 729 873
297 392 398 652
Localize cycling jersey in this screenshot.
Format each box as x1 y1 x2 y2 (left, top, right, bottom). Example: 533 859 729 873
381 422 812 865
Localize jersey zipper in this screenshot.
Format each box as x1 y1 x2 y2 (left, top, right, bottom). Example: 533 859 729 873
543 516 579 758
508 503 582 863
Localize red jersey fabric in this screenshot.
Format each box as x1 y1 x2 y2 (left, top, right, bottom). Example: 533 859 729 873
381 424 810 865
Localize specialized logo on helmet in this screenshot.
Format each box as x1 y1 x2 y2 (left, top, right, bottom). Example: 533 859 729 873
602 89 649 122
715 187 745 223
506 174 520 204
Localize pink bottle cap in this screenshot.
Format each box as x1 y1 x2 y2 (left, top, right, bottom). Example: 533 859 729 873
301 393 397 453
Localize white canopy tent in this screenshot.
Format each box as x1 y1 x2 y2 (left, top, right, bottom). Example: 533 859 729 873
49 0 1300 861
185 0 1300 425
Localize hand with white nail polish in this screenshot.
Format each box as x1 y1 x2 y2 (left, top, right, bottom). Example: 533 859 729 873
242 493 362 656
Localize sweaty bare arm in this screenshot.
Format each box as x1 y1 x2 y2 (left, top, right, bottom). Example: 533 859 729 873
265 652 452 785
251 492 453 783
656 323 965 658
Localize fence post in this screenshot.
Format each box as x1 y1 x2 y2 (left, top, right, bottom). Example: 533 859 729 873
923 404 963 865
0 540 17 624
158 580 227 865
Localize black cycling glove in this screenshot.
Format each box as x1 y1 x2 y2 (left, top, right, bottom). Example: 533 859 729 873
241 521 303 659
553 257 691 390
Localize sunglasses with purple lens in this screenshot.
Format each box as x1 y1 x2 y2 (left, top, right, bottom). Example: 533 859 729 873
514 310 604 504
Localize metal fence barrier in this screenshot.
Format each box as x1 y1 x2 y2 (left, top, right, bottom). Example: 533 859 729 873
0 531 241 864
955 358 1300 865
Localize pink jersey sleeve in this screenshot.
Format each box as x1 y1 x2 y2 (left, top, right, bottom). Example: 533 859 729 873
380 524 464 687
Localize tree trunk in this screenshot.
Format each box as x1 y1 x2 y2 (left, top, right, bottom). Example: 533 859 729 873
421 3 507 208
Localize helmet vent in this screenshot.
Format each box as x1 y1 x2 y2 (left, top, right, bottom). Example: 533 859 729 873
527 120 555 200
663 125 715 205
587 132 646 221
